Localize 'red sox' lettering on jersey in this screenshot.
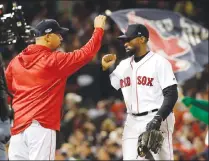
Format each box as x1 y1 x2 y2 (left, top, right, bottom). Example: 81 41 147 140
137 76 154 86
120 76 154 88
120 77 131 88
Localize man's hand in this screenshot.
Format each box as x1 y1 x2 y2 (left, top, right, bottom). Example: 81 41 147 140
94 15 106 30
101 54 117 71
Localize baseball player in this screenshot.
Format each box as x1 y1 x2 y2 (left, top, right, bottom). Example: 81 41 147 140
102 24 178 160
5 15 106 160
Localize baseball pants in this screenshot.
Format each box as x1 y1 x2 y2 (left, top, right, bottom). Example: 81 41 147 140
8 120 56 160
122 112 175 160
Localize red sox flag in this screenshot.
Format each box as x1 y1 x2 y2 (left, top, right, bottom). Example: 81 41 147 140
109 9 208 83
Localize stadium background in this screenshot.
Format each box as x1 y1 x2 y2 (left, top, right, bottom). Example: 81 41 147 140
0 0 208 160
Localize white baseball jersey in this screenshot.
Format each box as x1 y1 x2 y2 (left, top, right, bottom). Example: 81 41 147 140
110 51 177 114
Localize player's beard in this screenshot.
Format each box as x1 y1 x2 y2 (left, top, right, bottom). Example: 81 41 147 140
125 47 136 57
125 46 137 57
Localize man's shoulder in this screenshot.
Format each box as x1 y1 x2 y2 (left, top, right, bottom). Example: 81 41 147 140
152 52 169 63
151 52 172 69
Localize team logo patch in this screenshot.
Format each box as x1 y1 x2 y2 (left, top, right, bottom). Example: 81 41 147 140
45 28 52 33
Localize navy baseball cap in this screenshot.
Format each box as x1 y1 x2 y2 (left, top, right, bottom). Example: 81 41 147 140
34 19 69 37
118 24 149 41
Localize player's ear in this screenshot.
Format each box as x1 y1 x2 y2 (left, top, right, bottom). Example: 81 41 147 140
140 36 146 44
44 34 51 43
136 37 142 44
44 34 48 42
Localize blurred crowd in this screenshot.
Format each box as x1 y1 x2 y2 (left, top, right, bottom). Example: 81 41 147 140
1 0 208 160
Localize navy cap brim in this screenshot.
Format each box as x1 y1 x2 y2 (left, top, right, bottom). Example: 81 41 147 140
56 27 69 34
117 35 128 40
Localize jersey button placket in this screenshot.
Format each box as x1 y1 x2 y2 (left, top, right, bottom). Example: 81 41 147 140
135 65 141 114
135 75 139 113
132 62 139 114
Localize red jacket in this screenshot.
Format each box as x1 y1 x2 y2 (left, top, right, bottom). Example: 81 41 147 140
5 28 104 135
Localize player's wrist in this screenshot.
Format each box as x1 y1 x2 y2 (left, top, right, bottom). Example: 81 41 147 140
102 63 111 71
154 115 163 123
146 115 163 131
102 66 108 71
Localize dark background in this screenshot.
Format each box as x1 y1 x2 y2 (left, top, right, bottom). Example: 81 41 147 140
0 0 208 160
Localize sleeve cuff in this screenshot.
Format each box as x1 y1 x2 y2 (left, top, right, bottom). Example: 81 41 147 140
109 73 120 90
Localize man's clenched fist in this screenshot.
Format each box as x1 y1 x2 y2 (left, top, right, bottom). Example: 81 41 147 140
101 54 117 71
94 15 106 30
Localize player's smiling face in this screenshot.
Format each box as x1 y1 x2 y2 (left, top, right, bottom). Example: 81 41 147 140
124 37 140 55
123 36 147 56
